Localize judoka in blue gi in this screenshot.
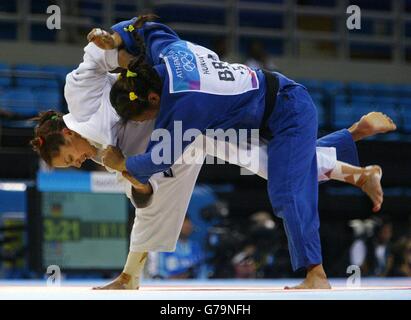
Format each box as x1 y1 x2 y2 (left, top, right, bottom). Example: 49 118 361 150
90 16 394 289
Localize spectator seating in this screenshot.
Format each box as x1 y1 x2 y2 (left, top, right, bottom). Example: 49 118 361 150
0 60 411 140
0 63 66 122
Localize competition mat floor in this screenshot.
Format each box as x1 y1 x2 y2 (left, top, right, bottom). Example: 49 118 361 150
0 278 410 300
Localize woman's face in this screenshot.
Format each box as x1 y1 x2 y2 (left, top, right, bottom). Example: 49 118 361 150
51 130 97 168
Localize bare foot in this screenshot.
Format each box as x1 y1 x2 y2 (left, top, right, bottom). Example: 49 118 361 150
93 273 139 290
357 165 383 213
349 112 397 141
285 265 331 290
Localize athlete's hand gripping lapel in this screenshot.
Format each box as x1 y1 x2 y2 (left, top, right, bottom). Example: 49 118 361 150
102 145 127 172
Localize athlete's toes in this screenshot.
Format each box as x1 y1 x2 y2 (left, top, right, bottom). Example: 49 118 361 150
373 195 383 212
384 114 397 129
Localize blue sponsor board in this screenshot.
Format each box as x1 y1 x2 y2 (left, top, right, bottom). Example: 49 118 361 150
37 170 91 192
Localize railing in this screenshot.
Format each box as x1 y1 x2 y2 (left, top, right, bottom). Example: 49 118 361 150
152 0 411 63
0 0 409 63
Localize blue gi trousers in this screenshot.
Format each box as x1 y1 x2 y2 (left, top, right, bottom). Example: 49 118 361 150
266 85 321 271
266 84 361 271
317 129 360 167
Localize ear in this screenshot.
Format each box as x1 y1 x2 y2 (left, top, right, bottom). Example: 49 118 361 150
62 128 72 136
61 128 76 143
148 92 160 106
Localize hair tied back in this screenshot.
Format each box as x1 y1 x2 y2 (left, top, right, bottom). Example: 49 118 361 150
123 25 135 32
129 92 138 101
126 70 137 78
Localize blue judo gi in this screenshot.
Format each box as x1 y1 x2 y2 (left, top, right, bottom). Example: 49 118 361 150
112 18 360 271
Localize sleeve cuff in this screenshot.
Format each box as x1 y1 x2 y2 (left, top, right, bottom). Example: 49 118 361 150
125 156 149 184
111 17 141 56
104 48 120 70
84 42 119 71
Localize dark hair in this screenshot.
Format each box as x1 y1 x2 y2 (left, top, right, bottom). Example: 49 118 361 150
30 110 67 166
110 14 162 122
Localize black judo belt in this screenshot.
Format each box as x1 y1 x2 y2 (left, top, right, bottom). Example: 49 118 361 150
260 70 280 140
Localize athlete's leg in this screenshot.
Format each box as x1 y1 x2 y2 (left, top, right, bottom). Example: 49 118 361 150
266 86 330 289
93 251 147 289
348 111 396 142
317 129 360 167
328 162 383 212
316 111 394 212
316 112 396 167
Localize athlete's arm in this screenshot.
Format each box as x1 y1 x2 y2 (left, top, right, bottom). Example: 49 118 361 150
89 17 180 66
86 28 136 69
123 171 155 208
64 42 119 122
122 171 153 194
101 145 154 196
111 17 180 66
